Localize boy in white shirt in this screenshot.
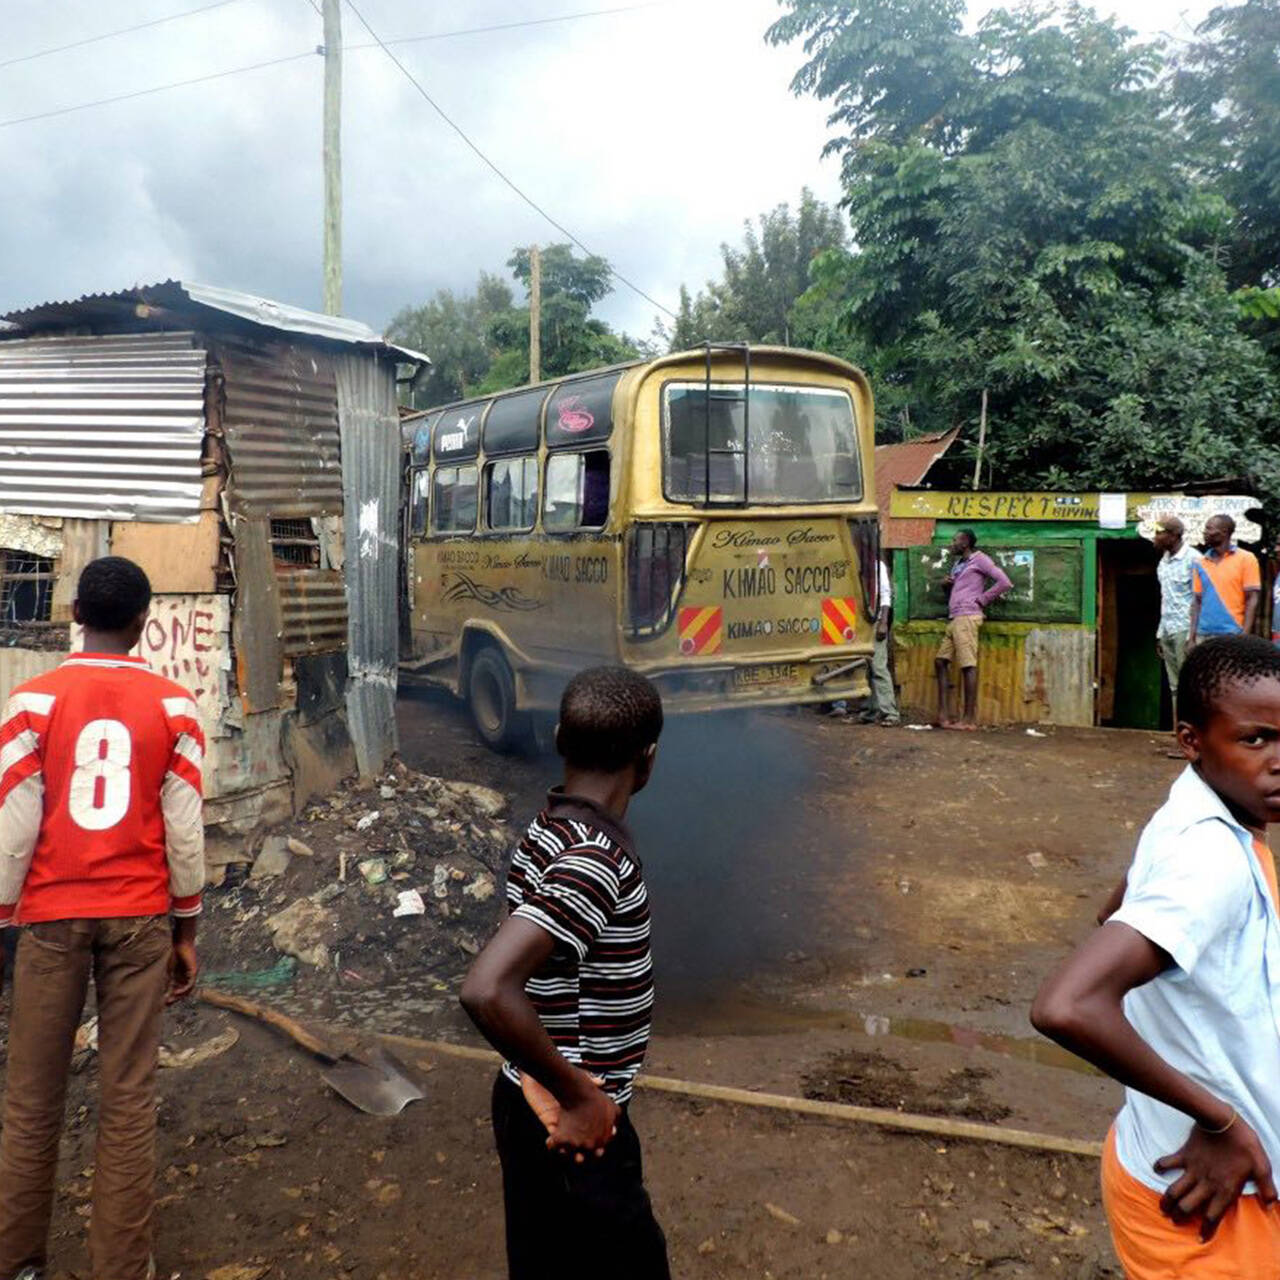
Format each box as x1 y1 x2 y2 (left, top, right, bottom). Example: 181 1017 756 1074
1032 634 1280 1275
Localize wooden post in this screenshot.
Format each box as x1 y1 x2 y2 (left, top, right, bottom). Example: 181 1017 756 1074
529 245 542 383
971 387 988 490
322 0 342 315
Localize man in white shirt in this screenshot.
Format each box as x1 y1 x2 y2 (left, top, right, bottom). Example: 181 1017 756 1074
1153 517 1202 711
859 557 900 726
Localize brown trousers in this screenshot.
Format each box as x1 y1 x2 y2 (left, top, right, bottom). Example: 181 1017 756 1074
0 916 170 1280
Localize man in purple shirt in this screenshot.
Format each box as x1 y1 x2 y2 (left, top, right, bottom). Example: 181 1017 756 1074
935 529 1013 729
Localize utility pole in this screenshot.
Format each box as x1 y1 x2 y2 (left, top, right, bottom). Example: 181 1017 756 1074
971 387 988 490
322 0 342 315
528 245 542 384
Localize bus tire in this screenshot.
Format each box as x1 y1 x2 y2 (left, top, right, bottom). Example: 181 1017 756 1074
467 646 528 752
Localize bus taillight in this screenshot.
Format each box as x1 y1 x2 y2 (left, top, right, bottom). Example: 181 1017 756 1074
625 522 696 639
848 517 880 617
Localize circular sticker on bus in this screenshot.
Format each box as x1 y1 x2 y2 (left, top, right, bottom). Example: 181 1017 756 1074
556 396 595 434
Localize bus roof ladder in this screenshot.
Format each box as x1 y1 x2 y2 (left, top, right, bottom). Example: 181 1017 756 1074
702 342 751 507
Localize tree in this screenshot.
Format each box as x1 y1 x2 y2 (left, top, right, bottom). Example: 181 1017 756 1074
1176 0 1280 288
666 189 847 349
388 245 646 405
768 0 1280 491
386 272 513 406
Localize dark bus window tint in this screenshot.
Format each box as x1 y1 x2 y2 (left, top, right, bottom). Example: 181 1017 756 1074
433 405 484 462
411 413 439 465
433 465 478 532
483 388 546 456
486 456 539 531
409 468 430 536
545 372 621 448
544 451 610 530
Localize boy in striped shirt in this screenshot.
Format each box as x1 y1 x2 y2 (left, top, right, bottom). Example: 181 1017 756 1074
0 557 205 1280
461 666 669 1280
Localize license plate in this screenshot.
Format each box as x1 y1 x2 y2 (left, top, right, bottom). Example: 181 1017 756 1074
733 663 800 691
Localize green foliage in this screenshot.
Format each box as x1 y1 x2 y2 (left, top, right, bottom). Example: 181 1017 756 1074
665 189 847 349
1175 0 1280 288
388 245 647 407
386 272 514 406
769 0 1280 493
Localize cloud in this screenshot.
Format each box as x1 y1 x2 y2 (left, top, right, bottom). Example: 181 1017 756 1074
0 0 1211 345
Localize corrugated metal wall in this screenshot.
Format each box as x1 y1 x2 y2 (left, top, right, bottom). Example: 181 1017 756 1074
278 569 347 655
895 622 1096 726
0 332 205 521
217 339 343 517
335 353 400 777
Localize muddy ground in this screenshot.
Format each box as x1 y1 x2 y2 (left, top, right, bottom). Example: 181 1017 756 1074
1 692 1200 1278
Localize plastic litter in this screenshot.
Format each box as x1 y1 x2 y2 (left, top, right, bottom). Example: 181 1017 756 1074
393 889 426 918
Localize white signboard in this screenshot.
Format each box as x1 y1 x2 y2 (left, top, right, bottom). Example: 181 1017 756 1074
1136 495 1262 546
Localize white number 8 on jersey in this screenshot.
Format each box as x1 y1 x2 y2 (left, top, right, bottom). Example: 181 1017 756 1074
68 719 133 831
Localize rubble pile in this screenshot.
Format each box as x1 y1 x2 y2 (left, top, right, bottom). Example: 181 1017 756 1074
201 760 511 1032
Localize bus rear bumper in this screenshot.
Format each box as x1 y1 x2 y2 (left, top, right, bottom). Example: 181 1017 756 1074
645 654 871 713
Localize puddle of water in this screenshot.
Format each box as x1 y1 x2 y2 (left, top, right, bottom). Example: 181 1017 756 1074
663 997 1099 1076
857 1010 1100 1076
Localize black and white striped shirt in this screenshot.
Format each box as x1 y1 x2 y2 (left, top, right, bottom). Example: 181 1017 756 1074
502 790 654 1104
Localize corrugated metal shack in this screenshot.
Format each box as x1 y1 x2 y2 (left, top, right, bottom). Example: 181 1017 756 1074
884 487 1261 730
0 281 429 839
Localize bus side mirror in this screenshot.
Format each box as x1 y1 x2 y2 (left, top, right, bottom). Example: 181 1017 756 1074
832 455 858 488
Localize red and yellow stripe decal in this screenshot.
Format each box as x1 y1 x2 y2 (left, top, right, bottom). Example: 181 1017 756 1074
677 605 723 656
820 597 858 646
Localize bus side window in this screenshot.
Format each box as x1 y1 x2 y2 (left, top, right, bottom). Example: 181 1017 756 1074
544 451 609 531
409 468 430 536
433 465 478 533
485 456 539 531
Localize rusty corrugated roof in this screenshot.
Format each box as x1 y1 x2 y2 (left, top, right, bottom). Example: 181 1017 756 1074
875 428 960 548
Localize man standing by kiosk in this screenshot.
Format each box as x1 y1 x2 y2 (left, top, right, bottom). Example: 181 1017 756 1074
1153 516 1202 713
935 529 1012 729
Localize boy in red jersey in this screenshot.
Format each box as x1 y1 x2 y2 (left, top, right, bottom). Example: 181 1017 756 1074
0 557 205 1280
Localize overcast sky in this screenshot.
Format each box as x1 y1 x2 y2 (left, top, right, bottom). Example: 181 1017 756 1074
1 0 1212 343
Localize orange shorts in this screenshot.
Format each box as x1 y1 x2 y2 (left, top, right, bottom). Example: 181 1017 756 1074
1102 1126 1280 1277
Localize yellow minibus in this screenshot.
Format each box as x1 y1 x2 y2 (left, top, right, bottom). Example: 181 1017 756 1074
401 345 879 748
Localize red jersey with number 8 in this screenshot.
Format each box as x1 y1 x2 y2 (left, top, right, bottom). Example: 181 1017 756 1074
0 654 205 927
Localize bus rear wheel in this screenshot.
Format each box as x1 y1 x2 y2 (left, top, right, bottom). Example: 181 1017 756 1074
467 646 528 753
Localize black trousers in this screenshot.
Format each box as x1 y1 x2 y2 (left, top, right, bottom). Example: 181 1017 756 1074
491 1073 671 1280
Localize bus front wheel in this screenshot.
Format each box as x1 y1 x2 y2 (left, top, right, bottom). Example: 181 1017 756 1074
467 646 528 752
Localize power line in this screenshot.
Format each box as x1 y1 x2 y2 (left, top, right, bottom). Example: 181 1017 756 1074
341 0 678 320
353 1 686 52
0 1 699 133
0 0 240 72
0 50 315 129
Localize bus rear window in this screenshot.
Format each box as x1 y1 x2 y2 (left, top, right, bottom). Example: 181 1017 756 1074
663 383 860 504
433 465 478 533
545 451 610 530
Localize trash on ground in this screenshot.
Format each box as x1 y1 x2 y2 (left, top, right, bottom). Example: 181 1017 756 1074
264 899 340 969
202 957 298 992
1026 851 1048 869
160 1027 240 1070
359 858 388 886
393 889 426 918
355 811 380 832
1025 728 1047 738
248 836 292 880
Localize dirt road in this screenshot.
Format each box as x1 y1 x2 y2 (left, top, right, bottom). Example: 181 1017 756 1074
1 695 1195 1278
